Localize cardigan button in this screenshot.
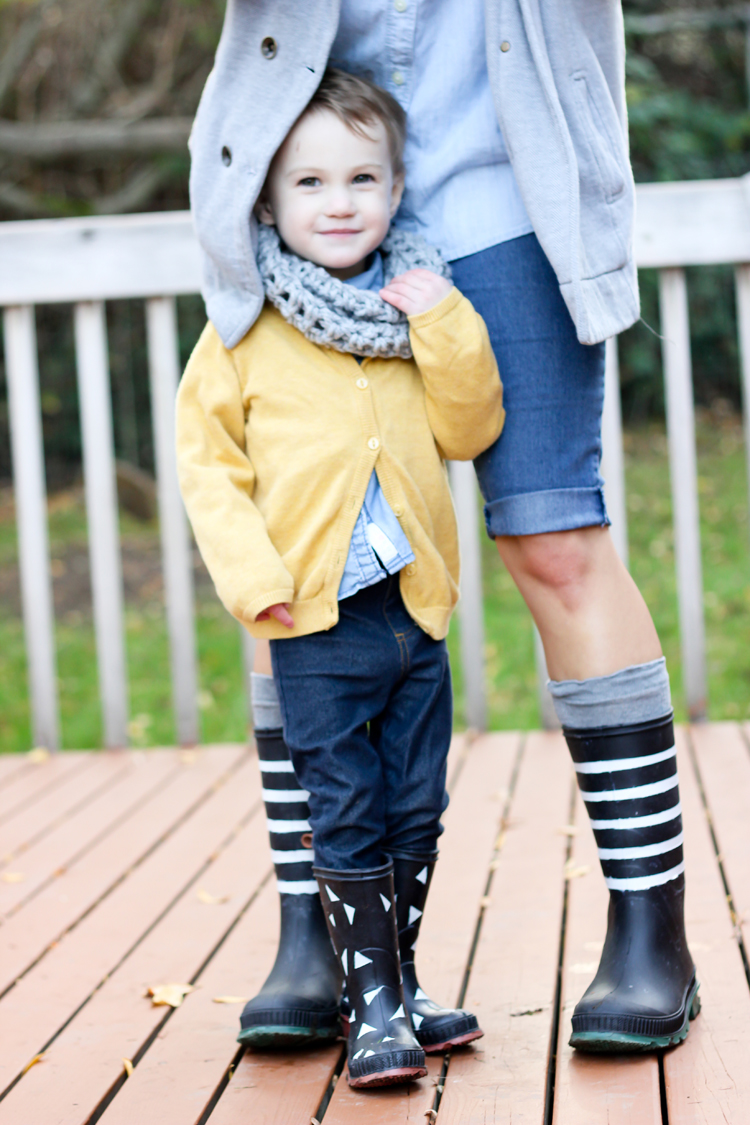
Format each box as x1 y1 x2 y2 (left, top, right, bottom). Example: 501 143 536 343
500 40 511 52
406 563 417 576
393 504 404 517
261 37 277 59
368 437 380 451
356 377 369 389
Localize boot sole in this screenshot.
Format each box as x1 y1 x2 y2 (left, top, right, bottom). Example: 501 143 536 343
348 1066 428 1088
423 1027 484 1054
237 1024 340 1049
569 981 701 1053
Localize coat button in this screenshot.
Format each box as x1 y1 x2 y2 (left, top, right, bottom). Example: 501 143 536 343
500 41 511 52
368 437 380 451
356 377 369 389
406 563 416 576
394 0 407 9
261 37 277 58
392 69 405 85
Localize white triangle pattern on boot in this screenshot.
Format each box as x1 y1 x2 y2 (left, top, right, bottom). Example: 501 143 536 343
329 914 336 927
341 949 348 974
382 1035 395 1042
354 951 373 969
412 1013 424 1028
343 903 355 924
415 987 430 1000
408 906 422 925
380 893 391 911
363 984 385 1005
389 1003 406 1021
326 886 340 902
357 1021 377 1039
416 867 428 884
364 1050 375 1057
352 1049 364 1060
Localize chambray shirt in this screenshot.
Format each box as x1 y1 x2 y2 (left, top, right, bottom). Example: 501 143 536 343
331 0 534 262
338 253 416 601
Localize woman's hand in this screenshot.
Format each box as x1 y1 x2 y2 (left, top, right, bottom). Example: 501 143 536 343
380 269 452 316
256 602 294 628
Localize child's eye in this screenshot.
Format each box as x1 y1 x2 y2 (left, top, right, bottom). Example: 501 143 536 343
352 173 375 184
297 176 320 187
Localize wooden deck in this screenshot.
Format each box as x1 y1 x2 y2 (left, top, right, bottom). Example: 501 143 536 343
0 725 749 1124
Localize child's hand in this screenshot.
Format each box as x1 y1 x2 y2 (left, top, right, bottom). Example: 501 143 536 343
380 269 452 317
256 602 294 628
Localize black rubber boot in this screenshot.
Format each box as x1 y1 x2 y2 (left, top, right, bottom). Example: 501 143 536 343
315 860 427 1088
238 729 342 1048
391 852 483 1052
565 714 700 1052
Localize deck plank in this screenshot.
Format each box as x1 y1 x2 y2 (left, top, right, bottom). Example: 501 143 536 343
0 747 256 1098
0 751 92 823
552 791 661 1125
0 789 273 1124
438 731 573 1125
320 732 522 1125
688 722 750 938
663 729 750 1123
1 749 180 918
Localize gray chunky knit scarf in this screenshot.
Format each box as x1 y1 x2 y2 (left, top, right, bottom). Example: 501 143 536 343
256 223 451 359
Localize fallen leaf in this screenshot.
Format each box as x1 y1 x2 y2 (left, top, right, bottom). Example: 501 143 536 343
22 1054 44 1074
510 1006 544 1017
28 747 50 763
1 872 25 883
147 983 194 1008
488 858 500 871
180 750 198 765
556 825 579 836
479 895 492 908
197 888 231 905
564 860 590 880
494 832 506 851
122 1058 134 1077
212 996 247 1004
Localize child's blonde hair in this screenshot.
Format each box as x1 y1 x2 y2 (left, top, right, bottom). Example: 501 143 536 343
303 68 407 177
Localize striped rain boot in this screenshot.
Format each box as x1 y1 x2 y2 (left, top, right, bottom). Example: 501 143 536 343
237 728 342 1047
565 714 700 1052
315 860 427 1088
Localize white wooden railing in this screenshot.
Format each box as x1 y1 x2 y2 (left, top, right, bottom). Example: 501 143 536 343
3 177 750 749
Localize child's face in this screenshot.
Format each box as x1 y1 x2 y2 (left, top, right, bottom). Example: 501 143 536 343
257 109 404 280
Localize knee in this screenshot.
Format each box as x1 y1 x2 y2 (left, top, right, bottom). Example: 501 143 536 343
499 529 600 608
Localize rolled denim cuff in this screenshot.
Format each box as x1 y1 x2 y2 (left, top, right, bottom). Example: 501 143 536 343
484 485 610 539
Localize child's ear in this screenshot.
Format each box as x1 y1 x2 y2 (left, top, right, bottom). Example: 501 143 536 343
255 196 275 226
389 172 405 218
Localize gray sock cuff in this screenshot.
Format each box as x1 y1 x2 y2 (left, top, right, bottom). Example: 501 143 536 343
250 672 282 730
548 657 672 730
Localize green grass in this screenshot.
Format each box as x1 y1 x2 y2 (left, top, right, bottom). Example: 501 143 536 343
1 420 749 752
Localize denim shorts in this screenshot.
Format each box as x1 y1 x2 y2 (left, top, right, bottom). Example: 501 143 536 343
449 233 610 539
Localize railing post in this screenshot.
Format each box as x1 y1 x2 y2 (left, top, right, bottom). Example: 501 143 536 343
74 301 129 748
658 269 707 720
240 626 256 738
448 461 487 731
3 306 60 751
146 297 199 746
733 265 750 537
601 337 629 568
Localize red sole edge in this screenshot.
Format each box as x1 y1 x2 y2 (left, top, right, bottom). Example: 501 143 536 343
423 1028 484 1054
348 1066 428 1088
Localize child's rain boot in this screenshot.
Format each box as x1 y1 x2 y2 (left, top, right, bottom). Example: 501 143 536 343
315 860 427 1088
564 714 699 1051
391 851 483 1052
237 728 342 1047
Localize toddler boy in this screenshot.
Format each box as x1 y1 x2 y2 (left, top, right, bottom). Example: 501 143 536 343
177 69 504 1088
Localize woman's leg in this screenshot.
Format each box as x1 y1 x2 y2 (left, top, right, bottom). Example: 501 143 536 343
450 233 697 1051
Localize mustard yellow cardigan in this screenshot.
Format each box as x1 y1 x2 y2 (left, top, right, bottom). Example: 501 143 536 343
176 286 504 641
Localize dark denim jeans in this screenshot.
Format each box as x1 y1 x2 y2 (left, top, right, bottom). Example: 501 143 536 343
270 577 451 870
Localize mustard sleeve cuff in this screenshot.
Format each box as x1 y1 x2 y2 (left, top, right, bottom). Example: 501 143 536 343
241 588 296 624
407 286 463 330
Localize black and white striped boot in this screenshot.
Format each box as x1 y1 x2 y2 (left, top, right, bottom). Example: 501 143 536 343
237 727 342 1048
565 714 700 1052
315 860 427 1088
391 853 483 1052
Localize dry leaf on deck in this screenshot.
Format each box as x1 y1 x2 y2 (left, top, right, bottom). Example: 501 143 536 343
1 872 25 883
197 888 231 905
212 996 247 1004
563 860 590 880
147 983 194 1007
28 747 50 763
556 825 579 836
122 1058 134 1077
479 895 492 908
22 1054 44 1074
